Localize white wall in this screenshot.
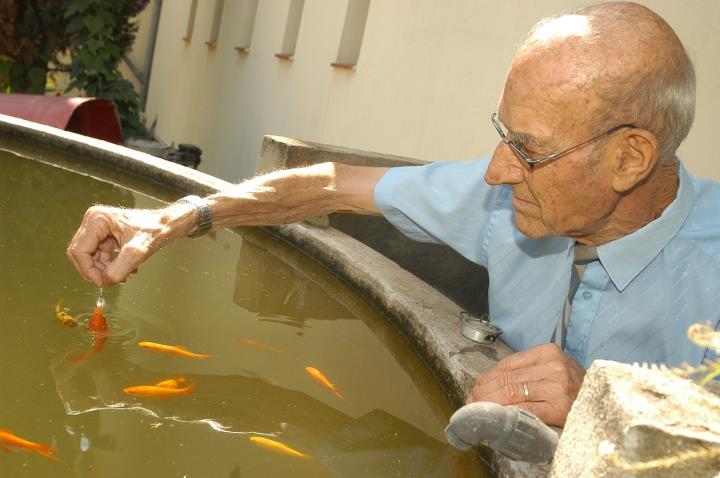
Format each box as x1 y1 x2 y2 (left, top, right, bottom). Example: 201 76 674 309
139 0 720 182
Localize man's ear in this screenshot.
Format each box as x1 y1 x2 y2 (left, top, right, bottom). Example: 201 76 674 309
610 129 660 193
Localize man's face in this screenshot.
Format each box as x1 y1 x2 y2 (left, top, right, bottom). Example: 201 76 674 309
485 54 620 242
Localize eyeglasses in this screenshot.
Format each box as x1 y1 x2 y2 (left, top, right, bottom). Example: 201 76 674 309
491 112 637 166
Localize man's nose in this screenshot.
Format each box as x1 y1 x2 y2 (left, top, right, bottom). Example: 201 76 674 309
485 142 525 185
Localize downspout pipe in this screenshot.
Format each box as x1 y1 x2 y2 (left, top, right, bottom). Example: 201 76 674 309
140 0 162 108
444 402 559 464
123 56 143 83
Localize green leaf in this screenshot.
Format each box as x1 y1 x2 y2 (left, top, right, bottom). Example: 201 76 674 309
76 49 92 67
71 34 90 47
106 45 121 58
65 17 85 35
66 79 80 92
92 57 105 73
82 15 105 35
64 0 93 19
87 39 104 52
98 10 115 26
28 67 47 94
0 59 13 77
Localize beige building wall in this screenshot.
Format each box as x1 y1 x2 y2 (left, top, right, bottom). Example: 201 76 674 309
137 0 720 182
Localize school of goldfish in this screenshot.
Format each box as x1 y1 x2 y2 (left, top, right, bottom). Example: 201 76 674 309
4 298 349 463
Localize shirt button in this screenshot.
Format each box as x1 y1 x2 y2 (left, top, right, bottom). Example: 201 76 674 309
583 291 592 300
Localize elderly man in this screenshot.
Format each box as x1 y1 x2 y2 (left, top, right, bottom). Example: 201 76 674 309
66 2 719 427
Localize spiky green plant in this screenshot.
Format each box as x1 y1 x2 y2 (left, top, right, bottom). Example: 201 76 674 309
674 322 720 386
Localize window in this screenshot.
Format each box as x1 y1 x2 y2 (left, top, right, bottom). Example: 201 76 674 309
182 0 199 41
332 0 370 69
234 0 259 53
276 0 305 60
206 0 226 47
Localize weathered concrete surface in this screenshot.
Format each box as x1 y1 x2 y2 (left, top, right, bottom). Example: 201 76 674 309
0 118 542 476
0 114 227 196
551 360 720 477
256 134 426 172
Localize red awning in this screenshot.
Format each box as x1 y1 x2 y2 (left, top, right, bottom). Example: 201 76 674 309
0 93 123 144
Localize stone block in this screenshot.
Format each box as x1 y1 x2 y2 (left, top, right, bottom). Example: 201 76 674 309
551 360 720 477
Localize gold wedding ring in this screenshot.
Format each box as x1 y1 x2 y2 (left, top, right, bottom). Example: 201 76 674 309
522 382 530 401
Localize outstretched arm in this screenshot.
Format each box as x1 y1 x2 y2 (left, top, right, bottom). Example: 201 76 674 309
66 162 389 286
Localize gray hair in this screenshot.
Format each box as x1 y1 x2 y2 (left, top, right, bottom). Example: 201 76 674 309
523 2 696 162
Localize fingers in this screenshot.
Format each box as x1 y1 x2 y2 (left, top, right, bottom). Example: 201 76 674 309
67 206 151 286
516 385 577 427
467 376 575 426
465 345 587 427
469 362 558 401
471 343 567 392
103 231 154 284
67 203 182 286
465 379 571 425
470 355 584 405
94 237 118 270
471 375 548 405
474 348 583 389
495 343 564 371
67 204 163 286
66 207 115 287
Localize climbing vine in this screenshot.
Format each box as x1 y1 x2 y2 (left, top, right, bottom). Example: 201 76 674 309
0 0 150 138
64 0 149 137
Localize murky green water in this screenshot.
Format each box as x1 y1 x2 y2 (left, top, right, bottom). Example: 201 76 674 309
0 149 485 477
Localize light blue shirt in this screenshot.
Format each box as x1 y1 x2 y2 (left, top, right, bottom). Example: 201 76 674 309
374 158 720 369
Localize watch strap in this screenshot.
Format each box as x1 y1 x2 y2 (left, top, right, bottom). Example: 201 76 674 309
177 195 213 238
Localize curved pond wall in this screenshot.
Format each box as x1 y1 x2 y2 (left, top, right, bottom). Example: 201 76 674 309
0 113 544 477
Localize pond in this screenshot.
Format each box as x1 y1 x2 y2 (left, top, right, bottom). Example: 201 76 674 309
0 149 485 477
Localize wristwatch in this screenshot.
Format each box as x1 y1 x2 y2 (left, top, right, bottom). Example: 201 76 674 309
177 195 213 238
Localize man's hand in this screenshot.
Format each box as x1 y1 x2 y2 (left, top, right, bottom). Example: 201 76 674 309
466 343 585 427
66 204 191 287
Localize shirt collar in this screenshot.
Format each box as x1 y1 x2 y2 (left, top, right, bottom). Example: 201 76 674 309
597 161 695 292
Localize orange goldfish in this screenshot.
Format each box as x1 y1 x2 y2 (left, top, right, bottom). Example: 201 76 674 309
249 436 311 459
304 366 343 399
235 338 281 353
54 300 77 327
71 306 108 363
0 429 58 460
154 377 189 389
123 379 195 398
88 306 107 332
138 341 210 359
70 335 107 363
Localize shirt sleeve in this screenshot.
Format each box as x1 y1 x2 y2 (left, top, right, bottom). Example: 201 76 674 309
373 158 504 267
